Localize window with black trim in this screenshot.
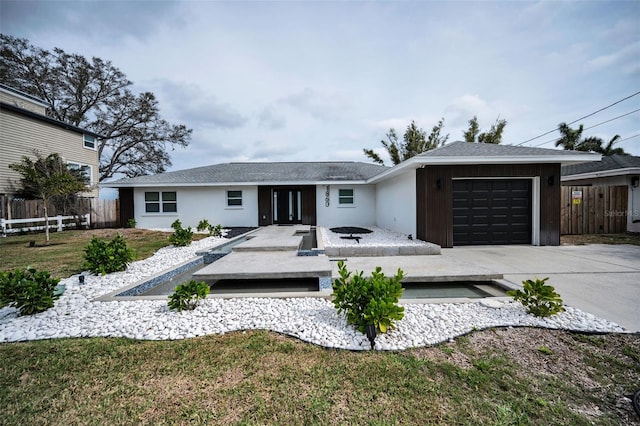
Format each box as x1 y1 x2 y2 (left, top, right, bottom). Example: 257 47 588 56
339 188 354 205
227 190 243 207
83 134 96 149
145 191 177 213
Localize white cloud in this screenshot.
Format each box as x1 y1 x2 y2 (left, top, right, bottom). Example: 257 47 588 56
279 88 351 122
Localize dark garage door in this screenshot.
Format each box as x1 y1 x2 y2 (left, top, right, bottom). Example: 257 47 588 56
452 179 532 245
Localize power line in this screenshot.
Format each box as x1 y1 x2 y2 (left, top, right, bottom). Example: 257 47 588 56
617 133 640 143
584 108 640 130
531 108 640 148
516 91 640 146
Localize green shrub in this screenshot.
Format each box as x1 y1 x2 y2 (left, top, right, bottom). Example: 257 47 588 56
196 219 211 232
0 266 60 315
126 218 137 228
169 221 193 247
208 224 223 237
332 261 404 334
507 277 565 317
168 280 210 311
84 234 136 275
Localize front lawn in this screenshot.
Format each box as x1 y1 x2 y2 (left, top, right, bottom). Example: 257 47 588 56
0 228 207 279
0 328 638 424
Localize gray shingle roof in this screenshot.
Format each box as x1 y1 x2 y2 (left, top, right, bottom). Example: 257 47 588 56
110 161 388 185
416 141 596 158
562 155 640 176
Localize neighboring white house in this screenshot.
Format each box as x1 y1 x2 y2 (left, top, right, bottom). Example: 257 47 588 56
562 155 640 233
103 142 600 247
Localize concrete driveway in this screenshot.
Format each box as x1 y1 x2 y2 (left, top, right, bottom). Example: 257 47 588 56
442 244 640 331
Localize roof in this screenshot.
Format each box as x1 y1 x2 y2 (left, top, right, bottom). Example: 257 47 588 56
0 84 49 107
0 101 102 138
415 140 596 158
368 141 601 183
103 141 602 188
562 154 640 181
104 161 389 187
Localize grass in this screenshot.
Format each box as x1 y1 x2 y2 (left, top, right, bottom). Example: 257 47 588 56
0 228 207 279
0 329 638 425
1 229 639 423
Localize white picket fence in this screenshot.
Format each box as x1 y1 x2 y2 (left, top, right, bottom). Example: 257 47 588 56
1 214 90 235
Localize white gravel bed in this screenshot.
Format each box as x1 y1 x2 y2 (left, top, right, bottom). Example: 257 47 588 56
0 236 626 349
320 226 427 247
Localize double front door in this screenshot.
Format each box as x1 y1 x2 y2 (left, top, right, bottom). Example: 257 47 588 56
258 186 316 226
274 189 302 224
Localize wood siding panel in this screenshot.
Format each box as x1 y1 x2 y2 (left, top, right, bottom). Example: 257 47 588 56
258 186 273 226
0 108 99 196
119 188 134 227
301 186 317 225
416 163 562 247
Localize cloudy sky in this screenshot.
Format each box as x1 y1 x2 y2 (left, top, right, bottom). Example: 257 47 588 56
2 0 639 171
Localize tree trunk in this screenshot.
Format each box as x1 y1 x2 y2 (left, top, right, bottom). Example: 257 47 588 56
43 201 50 242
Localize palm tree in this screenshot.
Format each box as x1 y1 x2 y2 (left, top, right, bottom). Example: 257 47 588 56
555 123 585 150
598 135 626 156
555 124 627 156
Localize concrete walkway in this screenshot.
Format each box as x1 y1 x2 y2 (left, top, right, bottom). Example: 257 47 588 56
440 244 640 331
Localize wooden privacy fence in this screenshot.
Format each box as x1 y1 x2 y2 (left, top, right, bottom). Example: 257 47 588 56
1 198 119 229
561 185 628 235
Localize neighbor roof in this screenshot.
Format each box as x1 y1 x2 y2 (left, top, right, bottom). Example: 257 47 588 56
561 155 640 181
562 154 640 177
0 102 102 138
104 161 389 187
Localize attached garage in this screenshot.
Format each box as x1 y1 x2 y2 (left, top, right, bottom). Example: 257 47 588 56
404 142 602 248
452 179 532 245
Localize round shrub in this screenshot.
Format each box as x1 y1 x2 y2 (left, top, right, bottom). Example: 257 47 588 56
168 280 210 311
0 266 60 315
84 234 135 275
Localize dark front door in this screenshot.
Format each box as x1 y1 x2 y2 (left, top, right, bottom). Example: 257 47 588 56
274 189 302 224
452 179 532 245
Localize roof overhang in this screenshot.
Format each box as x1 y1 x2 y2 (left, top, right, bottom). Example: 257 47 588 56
561 167 640 182
100 180 371 188
367 152 602 184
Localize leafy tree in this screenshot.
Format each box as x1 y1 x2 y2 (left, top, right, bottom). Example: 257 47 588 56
0 34 192 181
463 116 480 143
9 153 88 242
463 115 507 144
364 119 449 165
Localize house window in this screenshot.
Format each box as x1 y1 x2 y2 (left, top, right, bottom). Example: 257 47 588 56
145 191 177 213
67 162 92 186
227 190 243 207
83 134 96 149
338 189 354 205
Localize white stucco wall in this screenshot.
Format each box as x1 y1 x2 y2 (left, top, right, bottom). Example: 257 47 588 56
315 184 377 227
375 169 416 237
134 186 259 229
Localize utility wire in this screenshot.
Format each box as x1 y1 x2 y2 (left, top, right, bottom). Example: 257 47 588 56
616 132 640 143
584 108 640 130
516 91 640 146
529 108 640 148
